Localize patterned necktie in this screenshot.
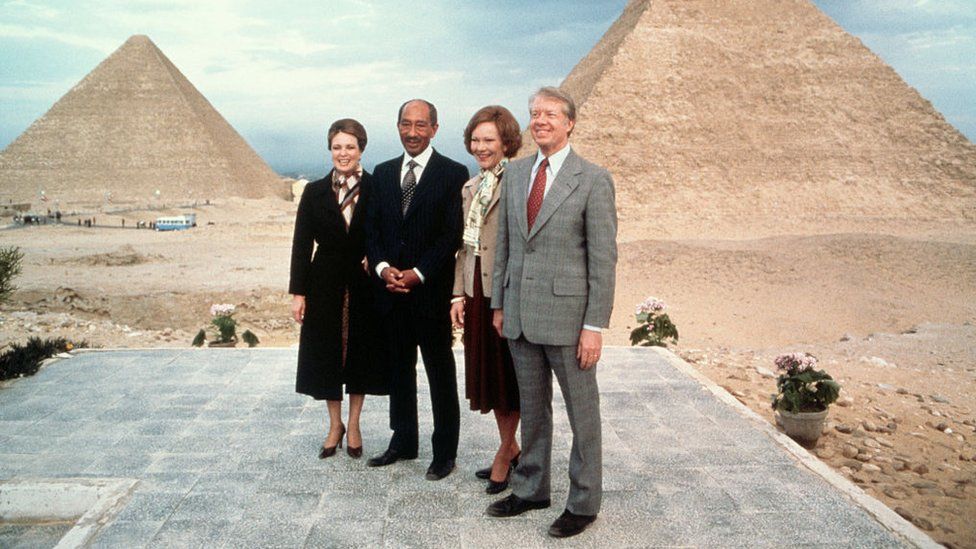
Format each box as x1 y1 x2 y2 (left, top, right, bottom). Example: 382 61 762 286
401 159 418 215
526 157 549 230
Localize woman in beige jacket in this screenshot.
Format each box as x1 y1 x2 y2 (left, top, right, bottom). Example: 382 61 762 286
450 106 523 494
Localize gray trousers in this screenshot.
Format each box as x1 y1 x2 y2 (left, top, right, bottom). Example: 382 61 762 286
508 337 602 515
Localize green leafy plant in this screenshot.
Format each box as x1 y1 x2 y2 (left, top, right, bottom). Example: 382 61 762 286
0 337 88 381
629 296 679 348
191 303 259 347
211 313 236 342
771 353 841 413
241 330 259 348
0 246 24 305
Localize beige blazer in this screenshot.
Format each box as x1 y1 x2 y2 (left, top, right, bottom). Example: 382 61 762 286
452 172 503 299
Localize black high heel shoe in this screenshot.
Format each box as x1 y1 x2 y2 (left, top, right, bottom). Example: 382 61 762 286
318 425 346 459
476 452 520 480
486 470 510 494
346 430 363 458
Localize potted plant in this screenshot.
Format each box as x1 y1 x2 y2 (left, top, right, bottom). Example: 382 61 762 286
192 303 259 348
771 352 840 444
629 296 679 348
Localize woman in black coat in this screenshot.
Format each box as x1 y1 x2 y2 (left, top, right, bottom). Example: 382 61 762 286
289 118 387 459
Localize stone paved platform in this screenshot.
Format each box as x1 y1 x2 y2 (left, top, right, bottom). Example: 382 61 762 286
0 347 931 548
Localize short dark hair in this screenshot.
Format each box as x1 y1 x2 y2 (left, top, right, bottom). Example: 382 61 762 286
463 105 522 158
397 99 438 126
529 86 577 122
327 118 367 151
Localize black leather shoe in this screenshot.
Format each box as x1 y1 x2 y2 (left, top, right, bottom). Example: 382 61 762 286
366 448 416 467
425 459 455 480
548 510 597 538
485 494 551 517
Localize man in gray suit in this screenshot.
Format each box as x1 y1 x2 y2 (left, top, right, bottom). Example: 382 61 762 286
486 86 617 538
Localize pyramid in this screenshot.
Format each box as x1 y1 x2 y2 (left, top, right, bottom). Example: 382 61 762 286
540 0 976 238
0 35 288 205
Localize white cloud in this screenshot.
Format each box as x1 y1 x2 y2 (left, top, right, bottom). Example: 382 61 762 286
0 23 114 52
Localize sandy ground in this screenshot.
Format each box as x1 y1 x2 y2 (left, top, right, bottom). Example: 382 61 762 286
1 198 974 548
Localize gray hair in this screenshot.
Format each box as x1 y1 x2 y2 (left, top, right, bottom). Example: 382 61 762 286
529 87 576 121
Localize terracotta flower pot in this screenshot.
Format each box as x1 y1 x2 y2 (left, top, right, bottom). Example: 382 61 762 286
776 408 828 444
208 339 237 348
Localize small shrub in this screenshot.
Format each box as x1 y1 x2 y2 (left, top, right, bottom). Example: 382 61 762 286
629 296 679 348
0 246 24 305
770 353 841 413
191 303 259 347
0 337 87 381
241 330 259 348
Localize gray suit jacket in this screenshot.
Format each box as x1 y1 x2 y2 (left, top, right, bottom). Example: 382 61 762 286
490 148 617 346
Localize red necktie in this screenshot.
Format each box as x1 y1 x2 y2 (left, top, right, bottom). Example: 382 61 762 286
526 157 548 230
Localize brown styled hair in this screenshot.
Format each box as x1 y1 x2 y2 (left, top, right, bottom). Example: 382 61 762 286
327 118 367 151
463 105 522 158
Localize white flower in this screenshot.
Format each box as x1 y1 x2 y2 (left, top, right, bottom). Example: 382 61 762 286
636 296 667 315
210 303 235 316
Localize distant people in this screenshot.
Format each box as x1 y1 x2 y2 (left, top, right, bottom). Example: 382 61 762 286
289 118 387 459
121 219 125 227
450 106 523 494
364 99 469 480
55 211 61 222
487 87 618 538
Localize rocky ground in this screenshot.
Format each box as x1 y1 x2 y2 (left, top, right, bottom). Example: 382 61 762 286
681 323 975 548
1 199 974 547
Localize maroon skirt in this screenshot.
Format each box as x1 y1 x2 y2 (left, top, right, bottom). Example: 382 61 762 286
464 257 519 414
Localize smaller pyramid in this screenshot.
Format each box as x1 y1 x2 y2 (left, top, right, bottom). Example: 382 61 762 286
0 35 287 205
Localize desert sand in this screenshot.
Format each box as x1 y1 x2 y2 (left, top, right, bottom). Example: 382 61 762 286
1 198 974 548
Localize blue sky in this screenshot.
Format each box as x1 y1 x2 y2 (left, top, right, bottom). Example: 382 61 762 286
1 0 973 178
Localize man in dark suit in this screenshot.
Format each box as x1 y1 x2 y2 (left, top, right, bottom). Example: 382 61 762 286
365 99 469 480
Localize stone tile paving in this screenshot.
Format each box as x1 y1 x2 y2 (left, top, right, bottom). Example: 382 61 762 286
0 347 925 548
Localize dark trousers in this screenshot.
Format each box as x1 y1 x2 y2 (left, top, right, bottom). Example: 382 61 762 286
386 303 460 462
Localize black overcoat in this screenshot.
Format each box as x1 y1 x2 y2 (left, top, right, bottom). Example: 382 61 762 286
289 170 387 400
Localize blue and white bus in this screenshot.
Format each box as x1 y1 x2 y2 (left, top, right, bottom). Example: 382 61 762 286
155 214 196 231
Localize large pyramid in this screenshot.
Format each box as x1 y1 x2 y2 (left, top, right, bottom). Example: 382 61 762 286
0 35 288 205
546 0 976 238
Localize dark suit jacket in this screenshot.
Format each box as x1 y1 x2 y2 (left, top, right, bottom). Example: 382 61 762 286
365 149 469 319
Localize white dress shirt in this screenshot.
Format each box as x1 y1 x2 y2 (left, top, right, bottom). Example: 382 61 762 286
375 146 435 282
529 143 572 200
